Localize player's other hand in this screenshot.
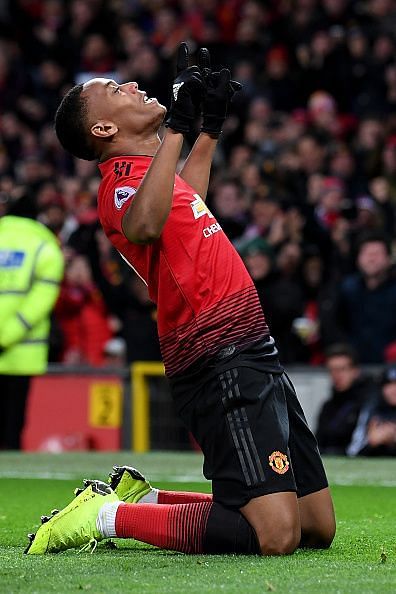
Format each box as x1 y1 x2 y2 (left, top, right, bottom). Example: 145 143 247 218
198 47 242 138
165 42 204 134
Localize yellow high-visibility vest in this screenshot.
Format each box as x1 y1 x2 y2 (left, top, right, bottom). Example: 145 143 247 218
0 216 64 375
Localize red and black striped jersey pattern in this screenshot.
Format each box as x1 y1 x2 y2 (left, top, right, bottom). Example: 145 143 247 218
159 286 267 376
98 155 269 376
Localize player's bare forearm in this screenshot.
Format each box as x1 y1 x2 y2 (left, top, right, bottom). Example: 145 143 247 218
179 133 218 201
122 130 183 243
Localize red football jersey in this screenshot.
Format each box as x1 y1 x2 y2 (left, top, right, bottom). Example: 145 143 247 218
98 156 268 376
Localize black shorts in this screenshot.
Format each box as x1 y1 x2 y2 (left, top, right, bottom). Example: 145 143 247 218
169 338 328 509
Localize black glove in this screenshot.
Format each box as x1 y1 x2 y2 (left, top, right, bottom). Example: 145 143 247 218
165 42 204 134
198 47 242 138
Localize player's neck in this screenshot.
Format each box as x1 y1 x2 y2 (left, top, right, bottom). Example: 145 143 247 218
101 134 161 160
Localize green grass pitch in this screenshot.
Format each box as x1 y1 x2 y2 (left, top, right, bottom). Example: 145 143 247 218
0 453 394 594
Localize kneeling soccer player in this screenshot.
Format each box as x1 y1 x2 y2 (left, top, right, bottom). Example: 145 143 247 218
26 44 335 556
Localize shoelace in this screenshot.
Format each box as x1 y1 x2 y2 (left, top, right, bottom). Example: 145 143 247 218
79 537 98 554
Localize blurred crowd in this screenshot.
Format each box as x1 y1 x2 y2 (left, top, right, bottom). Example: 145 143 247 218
3 0 396 370
318 344 396 456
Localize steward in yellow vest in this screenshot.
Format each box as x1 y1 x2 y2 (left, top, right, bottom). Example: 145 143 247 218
0 213 64 448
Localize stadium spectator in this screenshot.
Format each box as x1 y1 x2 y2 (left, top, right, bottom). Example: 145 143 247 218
102 337 127 368
55 254 113 366
76 33 116 84
314 176 346 231
316 344 376 455
297 246 329 365
120 275 162 364
347 363 396 456
86 228 161 364
237 194 285 247
262 45 297 112
332 232 396 363
240 236 305 363
210 178 247 240
0 188 64 449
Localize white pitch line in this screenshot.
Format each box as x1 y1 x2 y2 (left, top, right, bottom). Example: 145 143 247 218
0 471 205 482
330 478 396 487
0 470 395 487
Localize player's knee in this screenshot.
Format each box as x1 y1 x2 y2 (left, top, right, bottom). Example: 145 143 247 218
302 520 336 550
257 524 301 556
259 531 300 556
314 521 336 549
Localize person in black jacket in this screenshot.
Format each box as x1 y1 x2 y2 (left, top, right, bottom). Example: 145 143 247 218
316 343 376 454
334 232 396 363
347 363 396 456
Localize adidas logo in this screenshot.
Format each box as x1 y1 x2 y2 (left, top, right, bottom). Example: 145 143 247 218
173 82 184 101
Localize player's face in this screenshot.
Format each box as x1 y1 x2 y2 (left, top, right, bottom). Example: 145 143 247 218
82 77 166 135
326 355 359 392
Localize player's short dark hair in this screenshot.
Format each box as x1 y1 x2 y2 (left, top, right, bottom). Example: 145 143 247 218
325 343 359 366
54 84 97 161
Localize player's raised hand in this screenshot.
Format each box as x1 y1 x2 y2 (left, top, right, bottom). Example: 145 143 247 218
165 42 204 134
198 47 242 138
198 47 211 79
176 41 189 75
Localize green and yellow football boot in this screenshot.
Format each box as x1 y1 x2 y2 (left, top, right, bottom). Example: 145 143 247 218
108 465 154 503
25 480 119 554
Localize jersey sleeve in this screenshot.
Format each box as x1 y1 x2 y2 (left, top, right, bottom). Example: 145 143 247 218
100 175 142 237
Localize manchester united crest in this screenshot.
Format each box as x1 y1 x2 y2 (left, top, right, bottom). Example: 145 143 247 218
268 451 289 475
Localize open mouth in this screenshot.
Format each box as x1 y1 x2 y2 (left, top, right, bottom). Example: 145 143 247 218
143 93 156 104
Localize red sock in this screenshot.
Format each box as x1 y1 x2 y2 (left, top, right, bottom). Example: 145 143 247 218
157 490 213 504
115 502 213 553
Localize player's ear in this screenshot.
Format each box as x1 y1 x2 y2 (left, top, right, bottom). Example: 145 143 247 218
91 121 118 139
